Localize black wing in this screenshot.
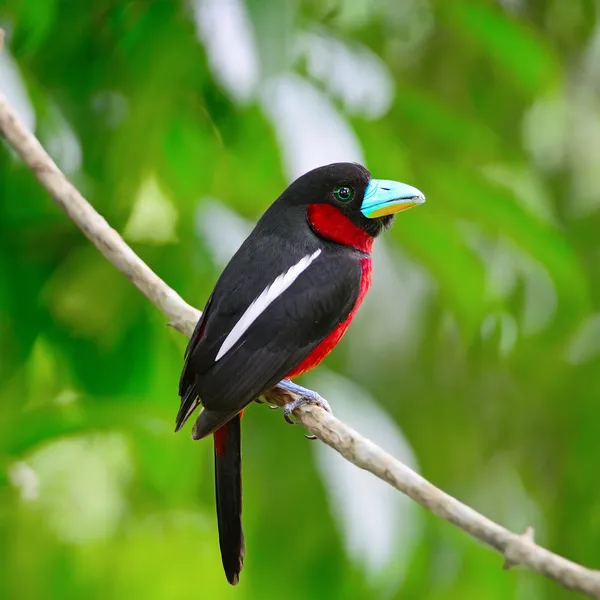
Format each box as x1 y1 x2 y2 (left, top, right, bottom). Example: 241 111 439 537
177 292 214 424
176 250 360 432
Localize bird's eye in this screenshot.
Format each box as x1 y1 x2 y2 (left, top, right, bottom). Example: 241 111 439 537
334 185 354 203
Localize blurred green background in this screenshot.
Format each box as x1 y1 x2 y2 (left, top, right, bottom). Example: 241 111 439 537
1 0 599 598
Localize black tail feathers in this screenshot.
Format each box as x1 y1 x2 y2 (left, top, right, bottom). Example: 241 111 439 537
214 414 245 585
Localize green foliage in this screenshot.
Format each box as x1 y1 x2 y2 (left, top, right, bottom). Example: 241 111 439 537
1 1 599 598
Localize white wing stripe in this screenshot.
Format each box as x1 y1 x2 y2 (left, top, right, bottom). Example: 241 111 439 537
215 249 322 361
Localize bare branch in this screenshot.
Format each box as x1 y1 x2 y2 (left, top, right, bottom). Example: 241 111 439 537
1 87 600 598
0 95 198 336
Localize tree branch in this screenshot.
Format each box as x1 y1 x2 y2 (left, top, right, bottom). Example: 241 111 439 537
1 83 600 598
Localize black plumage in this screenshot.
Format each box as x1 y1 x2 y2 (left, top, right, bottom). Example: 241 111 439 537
176 162 413 586
177 164 371 437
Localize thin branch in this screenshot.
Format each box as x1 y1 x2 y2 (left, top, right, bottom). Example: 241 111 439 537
1 82 600 598
0 99 198 336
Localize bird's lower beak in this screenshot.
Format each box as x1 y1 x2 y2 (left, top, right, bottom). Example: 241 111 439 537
360 179 425 218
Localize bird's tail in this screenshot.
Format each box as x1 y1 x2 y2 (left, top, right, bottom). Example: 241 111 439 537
213 414 245 585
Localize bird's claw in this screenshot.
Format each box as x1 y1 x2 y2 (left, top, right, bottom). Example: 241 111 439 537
256 398 278 409
268 380 332 434
304 434 318 440
282 391 332 425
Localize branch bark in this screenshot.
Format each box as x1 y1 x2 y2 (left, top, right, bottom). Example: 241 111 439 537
1 86 600 597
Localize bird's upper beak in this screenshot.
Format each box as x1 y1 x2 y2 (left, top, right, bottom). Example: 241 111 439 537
361 179 425 218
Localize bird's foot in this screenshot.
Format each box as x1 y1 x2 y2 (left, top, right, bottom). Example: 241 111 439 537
276 380 332 425
283 393 331 425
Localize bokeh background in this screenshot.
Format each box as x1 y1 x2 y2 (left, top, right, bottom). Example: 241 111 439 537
1 1 599 598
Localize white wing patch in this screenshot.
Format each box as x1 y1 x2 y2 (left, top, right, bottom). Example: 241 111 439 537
215 249 322 362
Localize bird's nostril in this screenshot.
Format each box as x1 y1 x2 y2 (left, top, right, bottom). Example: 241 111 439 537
381 187 390 191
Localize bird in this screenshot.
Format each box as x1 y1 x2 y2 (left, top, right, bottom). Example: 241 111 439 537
176 162 425 585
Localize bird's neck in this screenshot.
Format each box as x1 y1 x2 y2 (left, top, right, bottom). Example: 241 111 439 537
306 204 374 254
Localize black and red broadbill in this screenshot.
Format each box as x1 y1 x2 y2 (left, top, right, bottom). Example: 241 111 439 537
176 162 425 585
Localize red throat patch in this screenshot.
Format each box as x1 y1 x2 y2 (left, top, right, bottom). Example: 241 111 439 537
307 204 374 254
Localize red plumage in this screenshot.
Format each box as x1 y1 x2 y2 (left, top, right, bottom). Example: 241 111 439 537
306 204 374 254
285 204 374 378
286 257 371 378
214 413 244 457
215 205 373 446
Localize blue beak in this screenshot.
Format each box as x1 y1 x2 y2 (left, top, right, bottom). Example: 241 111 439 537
361 179 425 219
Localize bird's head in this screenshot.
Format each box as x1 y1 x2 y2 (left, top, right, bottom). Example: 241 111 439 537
280 162 425 252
